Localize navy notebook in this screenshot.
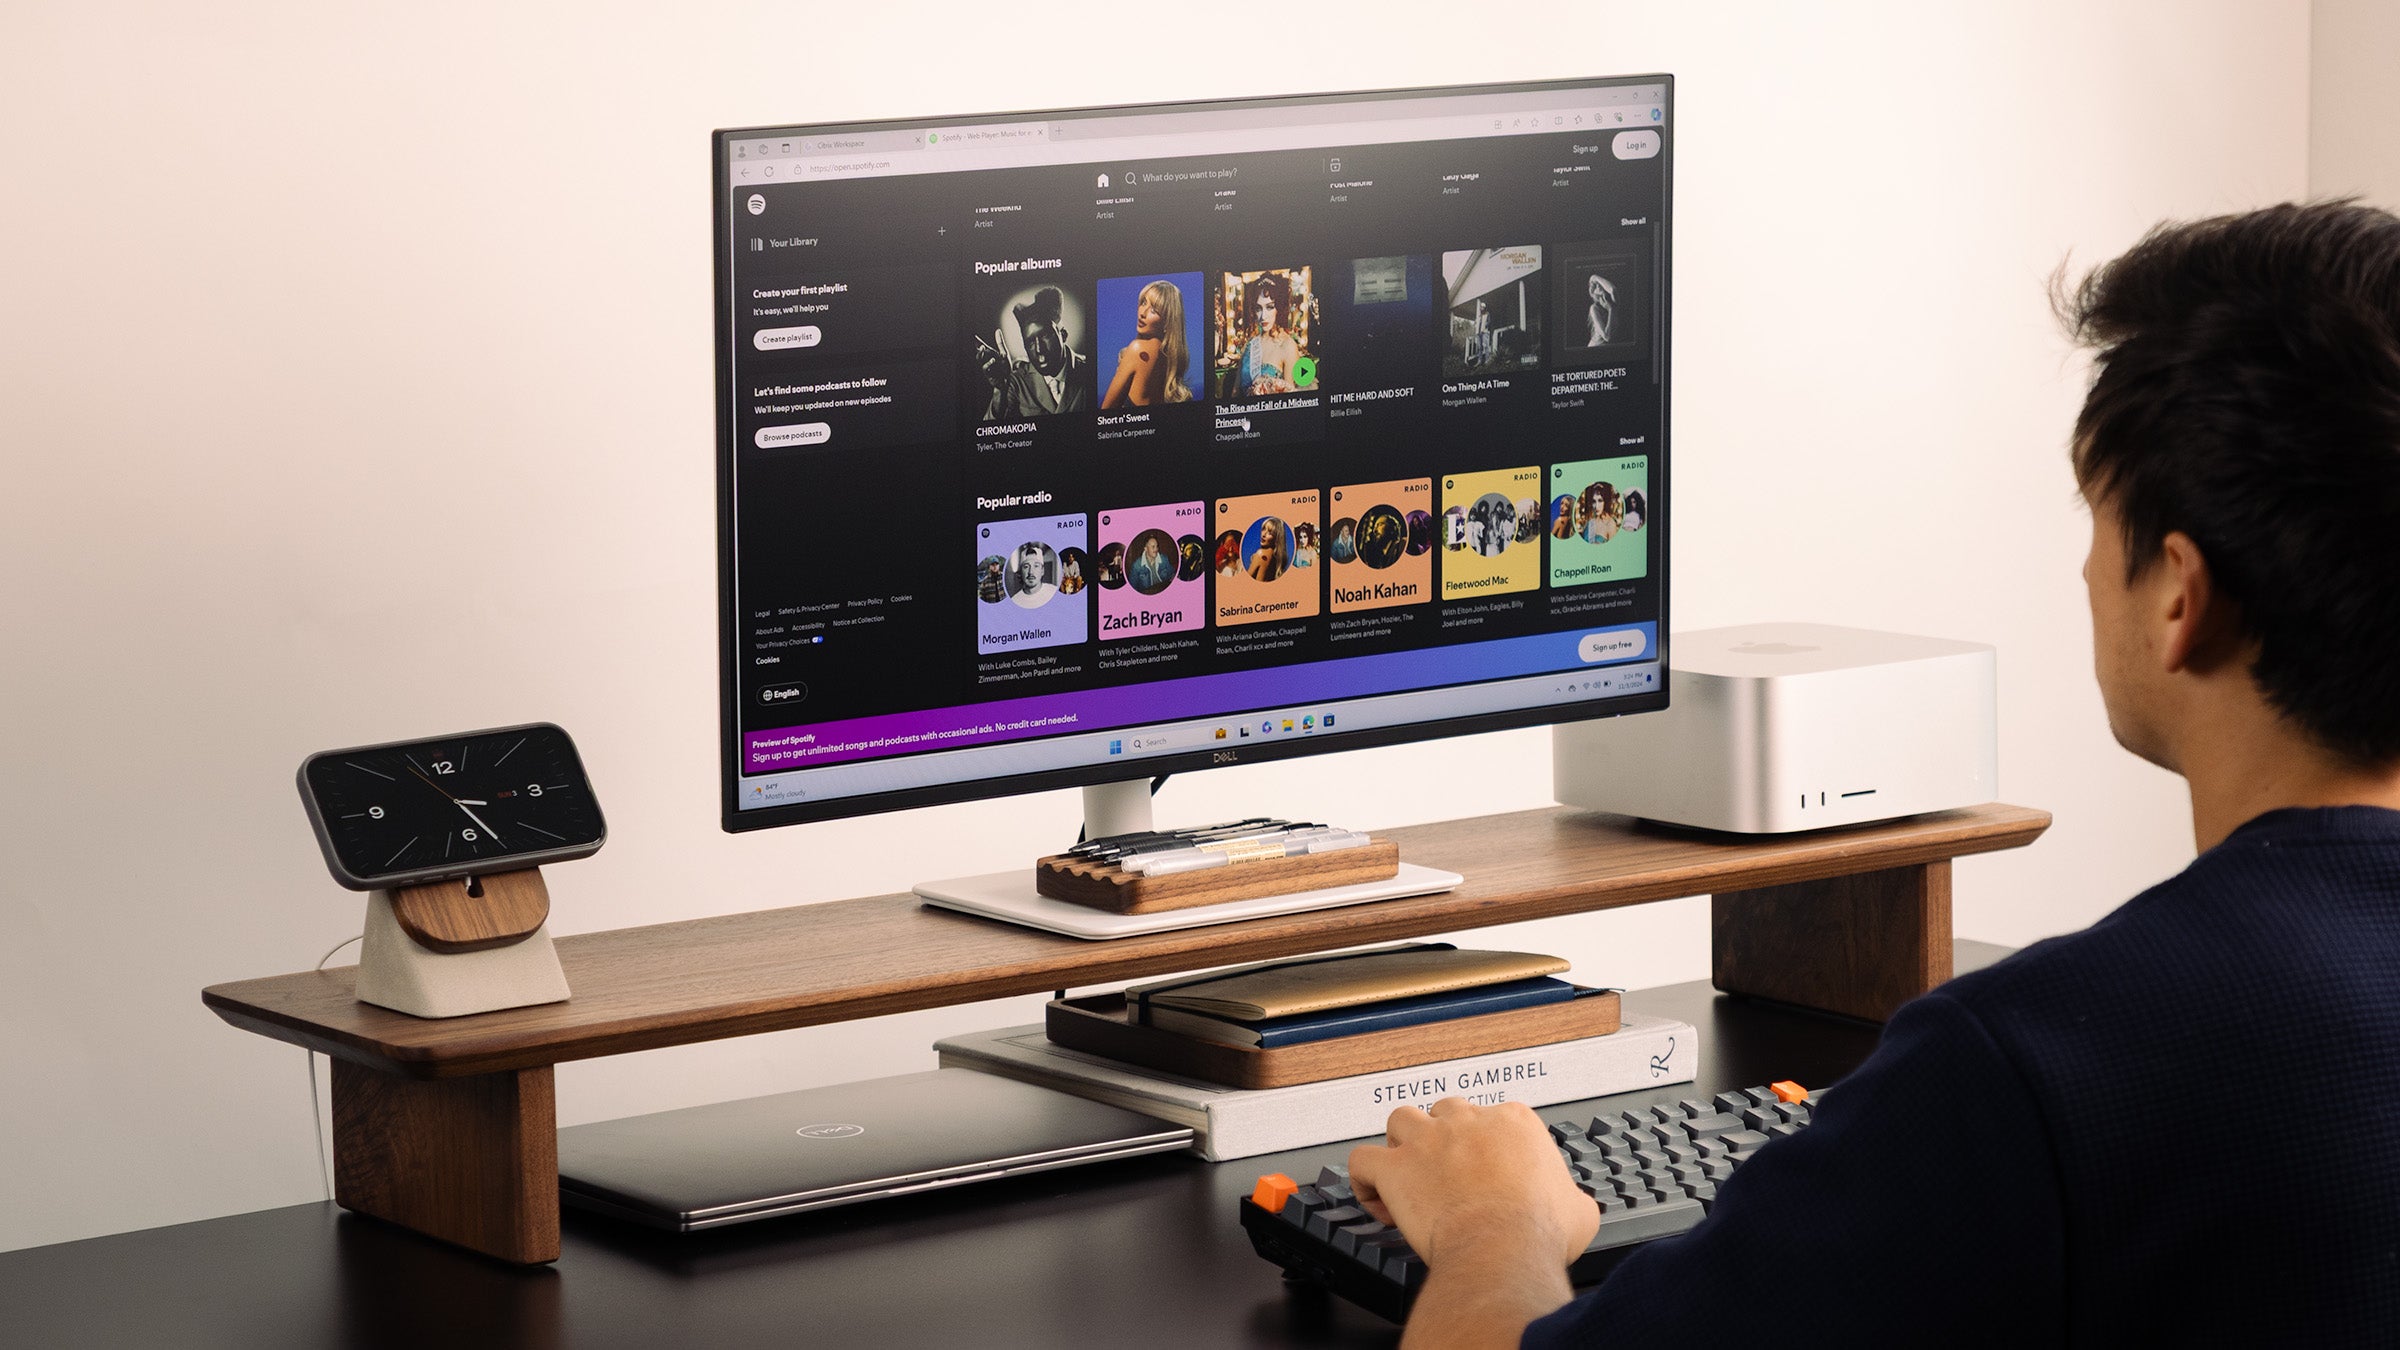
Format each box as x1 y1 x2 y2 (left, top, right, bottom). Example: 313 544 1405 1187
1135 976 1579 1048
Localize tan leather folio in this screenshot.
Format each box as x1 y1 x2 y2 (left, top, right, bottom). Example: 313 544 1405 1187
1125 943 1571 1021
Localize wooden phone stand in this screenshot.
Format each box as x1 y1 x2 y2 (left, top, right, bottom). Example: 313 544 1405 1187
357 868 570 1019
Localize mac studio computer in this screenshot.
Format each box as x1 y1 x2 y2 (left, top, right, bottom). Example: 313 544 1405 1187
554 76 1676 1234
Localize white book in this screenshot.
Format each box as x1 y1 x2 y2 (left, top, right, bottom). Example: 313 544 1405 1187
934 1012 1697 1162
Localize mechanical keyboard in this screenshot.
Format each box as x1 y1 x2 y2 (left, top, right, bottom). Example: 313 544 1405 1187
1240 1081 1815 1324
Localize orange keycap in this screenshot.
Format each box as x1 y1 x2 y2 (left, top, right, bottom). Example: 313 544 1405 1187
1251 1173 1299 1213
1770 1080 1808 1103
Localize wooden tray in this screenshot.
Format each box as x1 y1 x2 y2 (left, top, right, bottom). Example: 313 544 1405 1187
1035 839 1401 914
1043 988 1622 1090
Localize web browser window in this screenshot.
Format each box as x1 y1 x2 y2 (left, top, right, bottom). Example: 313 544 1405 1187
719 78 1671 820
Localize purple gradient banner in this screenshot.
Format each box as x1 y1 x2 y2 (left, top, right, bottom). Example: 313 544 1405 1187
743 623 1655 774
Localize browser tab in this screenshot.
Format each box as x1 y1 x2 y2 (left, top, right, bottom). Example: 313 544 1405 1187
923 122 1051 150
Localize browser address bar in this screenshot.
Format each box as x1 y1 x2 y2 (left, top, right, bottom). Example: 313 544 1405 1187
774 106 1662 182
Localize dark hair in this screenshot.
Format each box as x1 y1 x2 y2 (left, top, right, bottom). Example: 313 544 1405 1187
2059 200 2400 765
1246 271 1290 320
1014 286 1064 330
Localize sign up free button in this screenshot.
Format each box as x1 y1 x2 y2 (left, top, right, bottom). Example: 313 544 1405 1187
1578 628 1649 663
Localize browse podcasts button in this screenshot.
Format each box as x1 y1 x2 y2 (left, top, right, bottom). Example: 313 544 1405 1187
755 423 832 449
1577 628 1649 663
753 325 823 351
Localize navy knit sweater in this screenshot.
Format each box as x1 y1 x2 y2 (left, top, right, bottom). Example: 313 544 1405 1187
1524 807 2400 1346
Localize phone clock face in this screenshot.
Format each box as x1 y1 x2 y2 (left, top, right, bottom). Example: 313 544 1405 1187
299 723 606 889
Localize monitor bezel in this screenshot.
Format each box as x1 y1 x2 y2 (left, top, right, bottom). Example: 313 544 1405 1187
716 74 1673 832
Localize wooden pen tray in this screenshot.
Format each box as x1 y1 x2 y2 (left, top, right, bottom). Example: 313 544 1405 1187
1043 988 1622 1090
1035 838 1402 914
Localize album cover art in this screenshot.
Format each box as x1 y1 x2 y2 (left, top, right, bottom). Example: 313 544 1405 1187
1441 247 1545 380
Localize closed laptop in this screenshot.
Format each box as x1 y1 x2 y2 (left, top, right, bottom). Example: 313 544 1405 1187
557 1068 1193 1231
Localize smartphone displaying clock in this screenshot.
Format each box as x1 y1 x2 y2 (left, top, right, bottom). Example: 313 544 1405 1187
298 723 607 890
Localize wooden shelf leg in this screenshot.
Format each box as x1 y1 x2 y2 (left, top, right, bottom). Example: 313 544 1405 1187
1711 860 1954 1024
331 1061 560 1265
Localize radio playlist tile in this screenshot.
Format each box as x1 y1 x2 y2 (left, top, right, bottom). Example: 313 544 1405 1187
1213 489 1322 627
1326 478 1432 612
976 512 1090 654
1095 501 1207 639
1547 456 1650 587
1439 466 1544 599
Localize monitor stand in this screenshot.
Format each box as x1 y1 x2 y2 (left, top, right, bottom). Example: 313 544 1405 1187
1080 778 1156 842
913 775 1462 941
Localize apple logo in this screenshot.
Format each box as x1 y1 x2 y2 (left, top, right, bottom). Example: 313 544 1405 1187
1731 642 1820 655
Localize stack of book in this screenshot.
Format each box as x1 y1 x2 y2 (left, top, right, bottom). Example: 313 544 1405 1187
934 943 1698 1161
1123 944 1589 1048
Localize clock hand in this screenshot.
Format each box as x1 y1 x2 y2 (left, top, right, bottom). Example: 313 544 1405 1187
407 763 457 801
455 800 504 846
453 799 488 806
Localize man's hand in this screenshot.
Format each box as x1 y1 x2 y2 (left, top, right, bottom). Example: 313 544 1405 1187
1348 1098 1598 1348
972 329 1012 392
1350 1097 1597 1270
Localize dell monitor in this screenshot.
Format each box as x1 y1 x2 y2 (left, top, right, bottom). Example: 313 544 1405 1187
717 76 1671 839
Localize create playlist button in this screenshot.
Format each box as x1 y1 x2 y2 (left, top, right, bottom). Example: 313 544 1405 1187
755 423 832 449
753 325 822 350
1577 628 1649 663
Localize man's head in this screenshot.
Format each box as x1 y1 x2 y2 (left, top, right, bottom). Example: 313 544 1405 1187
1013 287 1070 377
2062 200 2400 772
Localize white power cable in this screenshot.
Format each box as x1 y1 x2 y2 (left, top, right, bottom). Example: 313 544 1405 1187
305 934 363 1201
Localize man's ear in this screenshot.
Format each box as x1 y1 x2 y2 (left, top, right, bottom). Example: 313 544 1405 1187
2156 530 2239 674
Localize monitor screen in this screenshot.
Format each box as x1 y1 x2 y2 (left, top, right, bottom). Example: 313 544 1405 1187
718 77 1671 829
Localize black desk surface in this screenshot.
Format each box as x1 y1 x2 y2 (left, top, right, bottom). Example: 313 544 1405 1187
6 950 2007 1349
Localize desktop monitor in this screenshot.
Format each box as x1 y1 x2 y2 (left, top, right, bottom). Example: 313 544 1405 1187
717 76 1672 834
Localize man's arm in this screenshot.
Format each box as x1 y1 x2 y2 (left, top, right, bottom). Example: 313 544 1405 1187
1346 992 2065 1347
1348 1098 1598 1350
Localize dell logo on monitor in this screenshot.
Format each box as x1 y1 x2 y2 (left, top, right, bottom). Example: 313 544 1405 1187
1213 750 1240 764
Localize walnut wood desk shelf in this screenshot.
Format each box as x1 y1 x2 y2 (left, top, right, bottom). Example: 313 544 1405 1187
202 803 2048 1264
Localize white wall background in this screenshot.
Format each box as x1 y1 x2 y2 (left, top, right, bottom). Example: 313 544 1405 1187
0 1 2322 1253
2311 0 2400 206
